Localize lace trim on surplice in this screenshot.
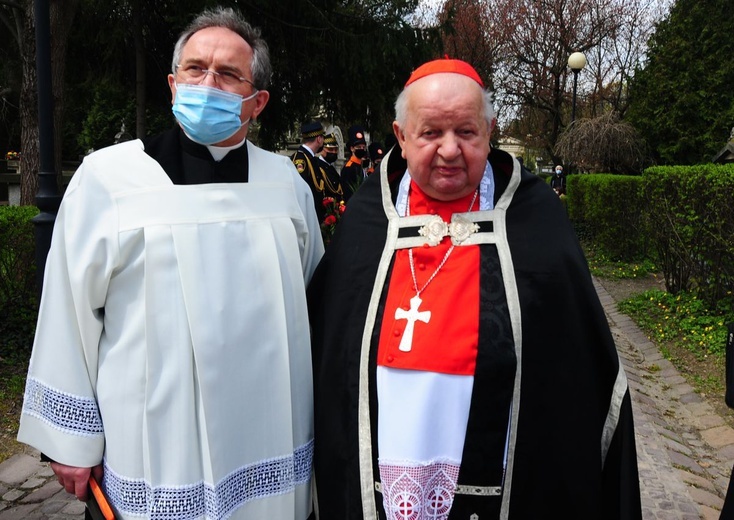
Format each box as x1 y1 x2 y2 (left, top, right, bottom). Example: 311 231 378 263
104 439 313 519
22 377 104 435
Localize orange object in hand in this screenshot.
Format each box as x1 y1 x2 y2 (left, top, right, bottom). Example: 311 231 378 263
88 475 116 520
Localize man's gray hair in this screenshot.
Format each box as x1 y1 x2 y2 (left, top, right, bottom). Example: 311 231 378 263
394 80 496 130
171 7 271 90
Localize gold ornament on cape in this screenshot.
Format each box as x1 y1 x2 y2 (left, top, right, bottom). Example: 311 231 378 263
449 215 480 245
417 214 479 247
418 217 450 246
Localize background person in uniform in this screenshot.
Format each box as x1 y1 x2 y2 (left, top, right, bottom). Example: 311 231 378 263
307 58 641 519
318 132 344 201
17 7 322 520
340 124 368 201
367 141 385 175
293 120 329 220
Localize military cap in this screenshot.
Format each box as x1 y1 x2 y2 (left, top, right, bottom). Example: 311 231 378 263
323 134 338 148
301 121 324 139
347 125 367 147
368 142 384 162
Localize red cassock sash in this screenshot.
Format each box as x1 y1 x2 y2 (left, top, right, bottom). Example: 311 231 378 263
377 184 480 376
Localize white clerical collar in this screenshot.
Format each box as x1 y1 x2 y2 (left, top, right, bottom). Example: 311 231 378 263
207 136 248 162
395 160 495 217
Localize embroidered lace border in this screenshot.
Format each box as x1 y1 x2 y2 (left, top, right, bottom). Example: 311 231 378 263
104 440 313 519
379 460 460 520
23 378 314 518
22 377 104 435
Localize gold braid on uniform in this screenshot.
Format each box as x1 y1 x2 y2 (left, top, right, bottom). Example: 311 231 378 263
305 158 325 192
322 166 343 196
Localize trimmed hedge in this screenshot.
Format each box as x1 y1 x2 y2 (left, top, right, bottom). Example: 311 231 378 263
642 164 734 301
566 174 649 261
566 165 734 304
0 206 39 353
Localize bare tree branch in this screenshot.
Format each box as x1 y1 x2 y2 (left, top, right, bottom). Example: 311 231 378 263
554 111 649 174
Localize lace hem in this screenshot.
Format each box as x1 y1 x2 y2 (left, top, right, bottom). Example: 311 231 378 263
104 439 313 519
22 377 103 436
379 460 460 520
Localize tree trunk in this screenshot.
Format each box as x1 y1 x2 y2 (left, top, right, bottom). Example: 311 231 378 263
19 0 39 206
133 0 146 139
18 0 79 205
50 0 80 178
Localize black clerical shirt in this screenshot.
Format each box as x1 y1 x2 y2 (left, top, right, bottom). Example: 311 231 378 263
143 126 249 185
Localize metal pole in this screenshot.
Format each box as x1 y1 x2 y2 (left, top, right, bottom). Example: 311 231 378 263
571 70 579 124
32 0 62 296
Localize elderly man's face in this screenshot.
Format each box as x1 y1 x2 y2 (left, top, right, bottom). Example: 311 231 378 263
393 73 492 201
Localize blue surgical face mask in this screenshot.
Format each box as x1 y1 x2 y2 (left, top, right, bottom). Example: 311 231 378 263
172 83 259 145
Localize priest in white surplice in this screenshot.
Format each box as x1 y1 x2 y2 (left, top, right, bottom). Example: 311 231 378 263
17 7 323 520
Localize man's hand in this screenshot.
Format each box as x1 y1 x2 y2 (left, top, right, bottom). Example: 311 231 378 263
50 462 104 501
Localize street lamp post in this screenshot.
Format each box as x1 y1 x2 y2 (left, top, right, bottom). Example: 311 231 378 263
568 52 587 124
33 0 62 296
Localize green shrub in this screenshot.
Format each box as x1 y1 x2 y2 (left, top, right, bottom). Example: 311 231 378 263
567 165 733 307
0 206 39 354
642 164 734 302
567 174 649 261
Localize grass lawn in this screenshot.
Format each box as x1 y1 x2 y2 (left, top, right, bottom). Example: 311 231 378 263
0 351 31 461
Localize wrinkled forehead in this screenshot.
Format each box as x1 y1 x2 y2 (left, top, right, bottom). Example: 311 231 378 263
405 75 485 122
183 27 254 68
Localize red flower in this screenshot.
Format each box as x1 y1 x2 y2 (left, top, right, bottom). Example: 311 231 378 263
322 197 335 207
323 215 337 226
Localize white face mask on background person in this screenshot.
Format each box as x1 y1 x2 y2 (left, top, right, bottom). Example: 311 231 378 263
171 83 259 145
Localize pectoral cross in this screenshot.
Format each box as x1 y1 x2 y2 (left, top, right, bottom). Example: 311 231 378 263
394 295 431 352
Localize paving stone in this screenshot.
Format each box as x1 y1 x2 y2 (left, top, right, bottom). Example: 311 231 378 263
1 489 25 502
21 481 64 504
687 486 724 509
0 503 41 519
702 426 734 450
676 469 716 492
20 478 46 490
0 455 44 486
699 504 722 520
37 499 67 515
59 499 85 515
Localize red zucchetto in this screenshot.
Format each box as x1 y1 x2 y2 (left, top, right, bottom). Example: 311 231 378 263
404 57 484 88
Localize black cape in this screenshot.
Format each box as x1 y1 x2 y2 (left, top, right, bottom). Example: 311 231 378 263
307 145 642 520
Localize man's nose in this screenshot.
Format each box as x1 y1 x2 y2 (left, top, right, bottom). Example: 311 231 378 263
201 70 219 87
438 133 461 159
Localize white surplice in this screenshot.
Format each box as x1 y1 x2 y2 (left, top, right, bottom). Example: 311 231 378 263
18 139 324 520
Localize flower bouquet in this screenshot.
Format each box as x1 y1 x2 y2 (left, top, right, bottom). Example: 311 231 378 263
320 196 346 245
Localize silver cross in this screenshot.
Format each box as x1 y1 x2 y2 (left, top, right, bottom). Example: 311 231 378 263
394 295 431 352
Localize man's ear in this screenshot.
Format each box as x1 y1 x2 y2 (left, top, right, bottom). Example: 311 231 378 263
167 74 177 105
392 121 406 158
250 90 270 121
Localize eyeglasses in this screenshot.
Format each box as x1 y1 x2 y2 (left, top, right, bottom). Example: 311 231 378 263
175 64 256 89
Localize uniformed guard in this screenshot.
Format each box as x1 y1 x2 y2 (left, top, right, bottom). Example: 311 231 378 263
340 124 368 201
319 133 344 201
367 141 384 176
292 120 327 220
